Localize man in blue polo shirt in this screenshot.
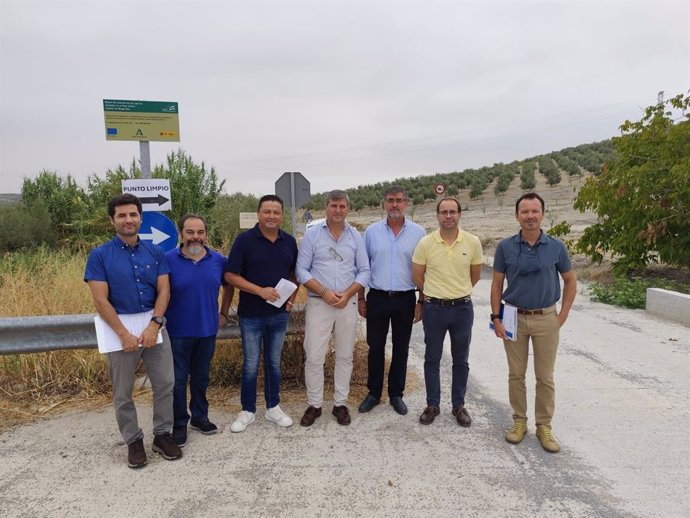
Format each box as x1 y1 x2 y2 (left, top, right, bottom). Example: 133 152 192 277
225 195 299 433
357 186 426 416
491 192 576 453
165 214 234 447
84 193 182 468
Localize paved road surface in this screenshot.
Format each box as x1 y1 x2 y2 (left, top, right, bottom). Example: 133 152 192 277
1 278 689 517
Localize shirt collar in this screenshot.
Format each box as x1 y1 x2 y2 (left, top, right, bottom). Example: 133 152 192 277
251 224 284 241
176 245 212 261
517 230 547 246
113 235 140 250
432 228 463 245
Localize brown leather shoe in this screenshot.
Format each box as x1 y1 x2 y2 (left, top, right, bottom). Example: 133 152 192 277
127 438 147 469
452 406 472 427
419 406 440 425
332 405 351 426
300 406 322 427
152 432 183 460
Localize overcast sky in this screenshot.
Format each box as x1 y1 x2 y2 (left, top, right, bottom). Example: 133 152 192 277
1 0 688 197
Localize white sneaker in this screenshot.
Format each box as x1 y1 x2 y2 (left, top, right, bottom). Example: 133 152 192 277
230 411 256 433
265 405 293 427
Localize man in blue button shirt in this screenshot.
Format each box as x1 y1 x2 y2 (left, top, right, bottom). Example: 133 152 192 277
84 194 181 468
491 192 576 453
225 195 299 433
296 190 370 427
165 214 234 447
357 186 426 416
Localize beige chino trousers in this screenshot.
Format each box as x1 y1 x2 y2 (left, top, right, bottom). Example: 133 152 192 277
503 305 559 426
303 296 359 408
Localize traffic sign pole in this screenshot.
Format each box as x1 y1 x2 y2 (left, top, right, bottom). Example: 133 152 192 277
290 172 297 234
140 141 151 178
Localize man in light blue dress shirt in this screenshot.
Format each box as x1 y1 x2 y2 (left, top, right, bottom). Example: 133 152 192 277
296 190 370 427
357 186 426 416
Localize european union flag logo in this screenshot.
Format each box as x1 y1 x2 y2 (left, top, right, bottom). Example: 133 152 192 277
107 128 117 135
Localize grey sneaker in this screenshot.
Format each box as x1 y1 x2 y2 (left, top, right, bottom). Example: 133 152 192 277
152 433 183 460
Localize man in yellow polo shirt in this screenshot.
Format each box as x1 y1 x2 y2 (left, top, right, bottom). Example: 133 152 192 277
412 197 483 427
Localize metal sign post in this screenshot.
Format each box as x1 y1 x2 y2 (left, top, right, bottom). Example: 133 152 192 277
140 141 151 178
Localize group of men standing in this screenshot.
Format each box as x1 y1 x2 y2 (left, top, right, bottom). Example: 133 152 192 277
85 186 575 468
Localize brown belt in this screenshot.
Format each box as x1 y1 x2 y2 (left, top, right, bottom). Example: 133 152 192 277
516 308 544 315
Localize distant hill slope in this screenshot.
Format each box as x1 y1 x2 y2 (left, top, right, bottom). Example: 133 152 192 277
0 193 21 203
304 139 613 211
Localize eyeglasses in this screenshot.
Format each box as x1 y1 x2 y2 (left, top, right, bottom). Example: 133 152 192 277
384 197 406 204
328 247 344 262
438 210 459 216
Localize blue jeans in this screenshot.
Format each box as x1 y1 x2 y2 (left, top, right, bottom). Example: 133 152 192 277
422 300 474 408
170 335 217 428
239 313 289 413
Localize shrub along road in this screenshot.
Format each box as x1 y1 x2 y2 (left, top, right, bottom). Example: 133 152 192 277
1 277 689 517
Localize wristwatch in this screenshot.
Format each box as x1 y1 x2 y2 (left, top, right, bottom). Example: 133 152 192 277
490 314 501 321
151 316 166 328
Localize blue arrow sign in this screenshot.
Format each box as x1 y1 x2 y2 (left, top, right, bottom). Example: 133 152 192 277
140 212 178 252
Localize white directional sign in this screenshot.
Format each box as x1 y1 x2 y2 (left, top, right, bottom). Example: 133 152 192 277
139 226 172 245
122 179 172 212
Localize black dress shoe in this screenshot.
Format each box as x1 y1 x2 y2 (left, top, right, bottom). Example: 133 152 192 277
452 406 472 427
358 395 380 413
332 405 351 426
419 406 440 425
389 396 408 415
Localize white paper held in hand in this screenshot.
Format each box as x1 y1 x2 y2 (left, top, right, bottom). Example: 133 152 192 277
489 303 518 341
268 278 298 308
94 310 163 353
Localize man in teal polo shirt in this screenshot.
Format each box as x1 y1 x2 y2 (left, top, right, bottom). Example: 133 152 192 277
491 192 576 453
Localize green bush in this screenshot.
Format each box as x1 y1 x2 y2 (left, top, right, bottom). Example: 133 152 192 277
0 202 57 253
589 276 690 309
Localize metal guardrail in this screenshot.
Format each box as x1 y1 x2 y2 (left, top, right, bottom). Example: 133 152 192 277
0 309 305 355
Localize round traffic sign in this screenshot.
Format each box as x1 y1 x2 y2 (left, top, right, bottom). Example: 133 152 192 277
139 212 178 252
434 183 446 195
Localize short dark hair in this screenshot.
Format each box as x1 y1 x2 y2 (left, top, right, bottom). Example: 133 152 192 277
177 213 207 233
515 192 545 214
325 190 350 208
108 193 142 218
436 197 461 213
383 185 408 200
258 194 284 212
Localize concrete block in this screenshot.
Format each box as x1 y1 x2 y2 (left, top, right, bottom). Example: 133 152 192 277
646 288 690 326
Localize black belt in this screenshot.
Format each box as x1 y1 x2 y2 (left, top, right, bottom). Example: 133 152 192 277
425 296 471 307
369 289 416 296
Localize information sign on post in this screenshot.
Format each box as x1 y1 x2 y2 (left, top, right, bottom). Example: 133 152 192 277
275 172 311 234
239 212 258 229
122 179 172 212
103 99 180 142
